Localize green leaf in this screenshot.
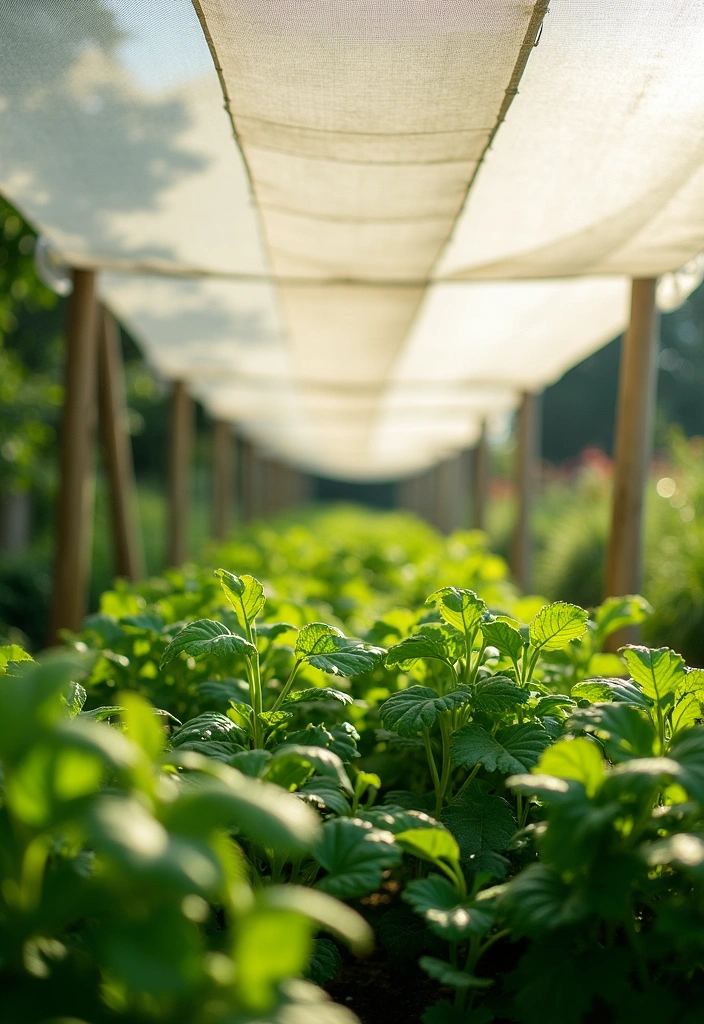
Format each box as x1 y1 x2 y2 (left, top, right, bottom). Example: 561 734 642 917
672 692 704 734
532 695 576 718
120 612 166 633
258 884 374 955
328 722 361 763
403 874 459 914
161 752 320 852
0 644 33 674
256 621 297 641
62 680 87 717
395 827 460 868
269 744 353 795
535 738 604 797
280 687 353 709
120 691 165 760
473 676 530 716
229 749 271 777
258 710 293 731
170 712 246 751
280 722 360 764
305 937 342 986
379 686 470 738
419 957 492 989
295 623 384 677
593 595 651 642
426 588 487 636
441 783 517 871
621 645 685 711
667 727 704 804
358 805 438 834
234 907 312 1012
451 722 551 774
500 863 584 935
644 833 704 878
529 602 588 651
570 680 617 703
214 569 265 627
198 678 251 706
569 703 656 762
80 705 125 722
385 626 463 669
295 622 344 656
425 903 494 943
314 818 400 898
404 876 493 941
299 776 352 816
572 675 652 711
99 908 203 999
377 906 441 959
480 620 526 662
159 619 256 669
86 794 223 894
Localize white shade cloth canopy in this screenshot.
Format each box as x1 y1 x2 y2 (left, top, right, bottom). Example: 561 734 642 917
2 0 704 479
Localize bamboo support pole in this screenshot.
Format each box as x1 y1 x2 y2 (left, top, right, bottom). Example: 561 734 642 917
97 307 144 581
212 419 235 541
512 392 541 592
167 381 193 566
604 279 659 618
472 421 489 531
49 269 99 642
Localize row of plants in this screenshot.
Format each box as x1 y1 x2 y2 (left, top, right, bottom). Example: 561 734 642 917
4 522 704 1021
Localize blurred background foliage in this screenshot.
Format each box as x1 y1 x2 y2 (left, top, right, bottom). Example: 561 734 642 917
2 193 704 664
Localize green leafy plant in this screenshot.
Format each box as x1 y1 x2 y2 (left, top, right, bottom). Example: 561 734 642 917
0 646 372 1023
378 595 589 821
48 543 700 1023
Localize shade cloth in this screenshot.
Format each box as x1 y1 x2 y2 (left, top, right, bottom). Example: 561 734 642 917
1 0 703 479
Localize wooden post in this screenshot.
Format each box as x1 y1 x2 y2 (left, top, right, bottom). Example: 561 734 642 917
512 392 541 592
97 307 145 581
212 419 235 541
167 381 193 566
605 278 659 625
49 269 99 641
472 421 489 531
240 437 254 523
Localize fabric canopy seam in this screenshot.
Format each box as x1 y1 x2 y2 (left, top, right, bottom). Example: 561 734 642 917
368 0 551 450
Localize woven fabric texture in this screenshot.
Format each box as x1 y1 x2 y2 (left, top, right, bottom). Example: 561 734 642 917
1 1 703 477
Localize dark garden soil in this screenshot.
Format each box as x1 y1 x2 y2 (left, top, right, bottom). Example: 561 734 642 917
326 950 444 1023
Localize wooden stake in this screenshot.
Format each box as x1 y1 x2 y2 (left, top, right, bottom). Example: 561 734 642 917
472 421 489 531
97 307 145 581
49 269 99 642
512 392 541 592
240 437 255 522
167 381 193 566
605 278 659 614
212 419 235 541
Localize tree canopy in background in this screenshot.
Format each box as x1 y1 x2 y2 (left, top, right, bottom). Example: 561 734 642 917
542 283 704 462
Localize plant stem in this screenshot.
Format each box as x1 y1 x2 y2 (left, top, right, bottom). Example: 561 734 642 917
435 713 453 818
422 727 442 808
655 701 666 754
525 647 541 683
469 639 487 686
244 656 264 748
271 659 302 713
454 763 481 802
